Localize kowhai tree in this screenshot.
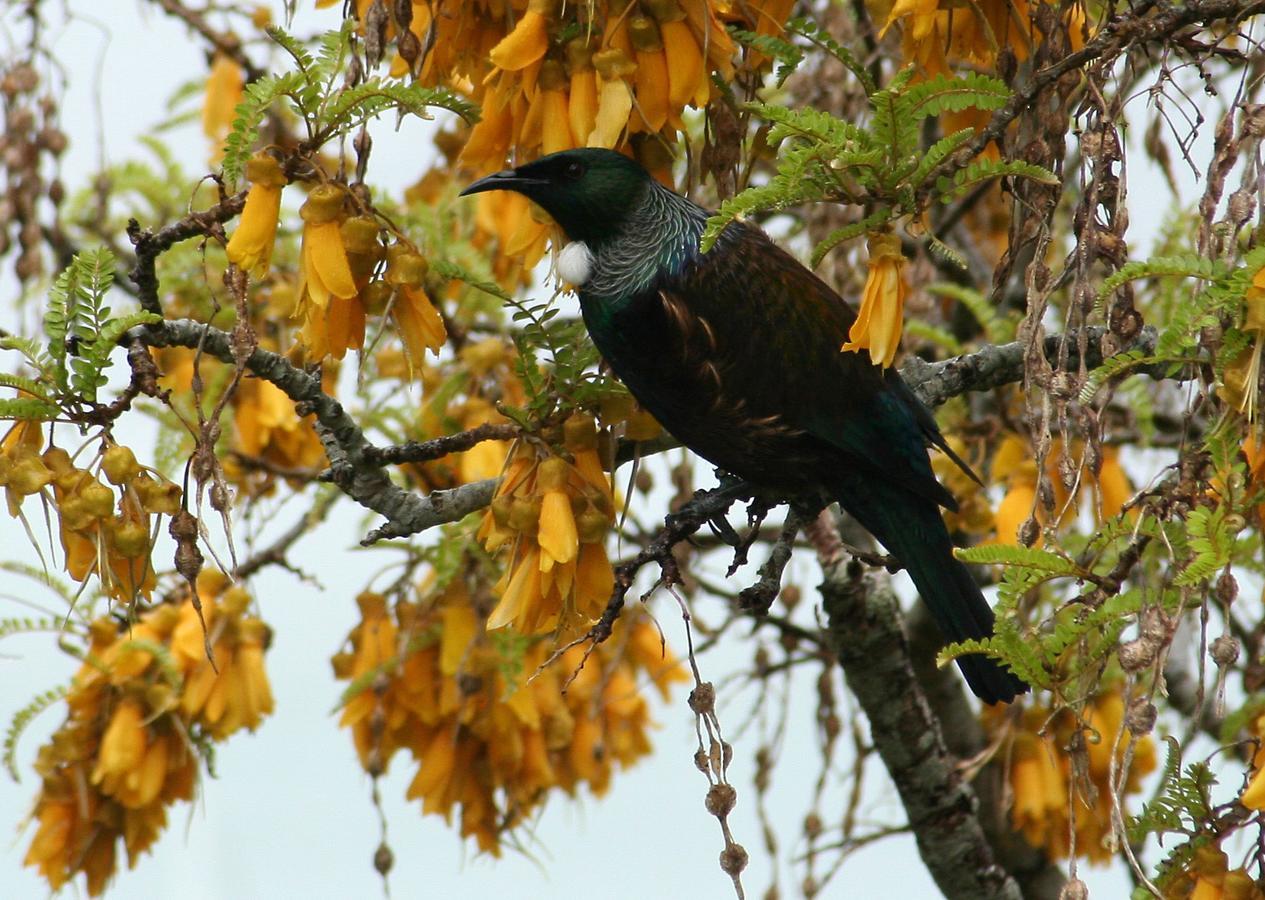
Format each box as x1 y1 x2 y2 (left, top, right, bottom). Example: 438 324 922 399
1 1 1264 898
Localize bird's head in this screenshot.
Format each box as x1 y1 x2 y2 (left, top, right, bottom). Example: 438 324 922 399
459 149 652 245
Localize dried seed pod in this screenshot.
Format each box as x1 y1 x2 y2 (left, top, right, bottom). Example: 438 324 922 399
1210 634 1240 668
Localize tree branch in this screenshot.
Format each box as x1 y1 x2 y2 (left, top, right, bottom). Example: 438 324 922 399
132 317 496 543
234 487 339 580
901 325 1160 409
905 605 1067 899
363 423 519 466
807 510 1023 900
926 0 1265 192
126 191 247 315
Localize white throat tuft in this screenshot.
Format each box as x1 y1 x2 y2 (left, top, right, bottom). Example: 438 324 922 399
556 241 595 287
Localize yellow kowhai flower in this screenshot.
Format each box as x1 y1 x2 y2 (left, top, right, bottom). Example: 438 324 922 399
1 419 53 517
536 59 576 154
589 48 637 149
1243 761 1265 811
654 4 707 113
598 391 664 441
743 0 798 47
984 687 1156 863
488 0 554 72
843 231 909 369
471 190 553 280
91 699 148 800
334 578 683 855
296 183 358 312
461 81 515 177
385 246 447 371
337 592 400 735
229 364 329 493
172 575 275 740
1242 432 1265 527
456 397 515 484
202 53 243 141
629 16 670 133
567 37 599 148
225 153 287 278
479 417 616 635
1236 709 1265 812
301 214 379 360
102 490 157 603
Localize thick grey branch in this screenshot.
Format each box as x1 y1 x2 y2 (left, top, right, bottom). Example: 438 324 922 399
132 317 495 543
901 325 1159 408
808 512 1022 900
905 606 1067 899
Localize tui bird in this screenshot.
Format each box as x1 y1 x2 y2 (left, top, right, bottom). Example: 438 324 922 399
462 148 1027 704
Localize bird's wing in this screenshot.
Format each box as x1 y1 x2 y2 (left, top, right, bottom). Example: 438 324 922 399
674 221 959 510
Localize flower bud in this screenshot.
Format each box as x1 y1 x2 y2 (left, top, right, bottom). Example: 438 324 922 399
355 282 389 318
101 444 140 485
563 413 599 451
9 456 52 495
341 215 382 255
385 247 428 287
109 520 150 558
299 183 346 224
41 446 72 476
537 457 570 492
79 480 116 518
507 497 541 534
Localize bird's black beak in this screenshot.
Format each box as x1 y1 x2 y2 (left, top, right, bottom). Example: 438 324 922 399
459 169 548 197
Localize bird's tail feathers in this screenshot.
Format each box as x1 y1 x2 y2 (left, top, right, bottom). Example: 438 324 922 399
839 489 1028 705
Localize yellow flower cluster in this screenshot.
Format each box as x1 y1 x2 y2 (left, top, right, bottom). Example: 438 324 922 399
1 426 181 603
983 688 1156 862
225 153 287 279
988 434 1132 545
171 571 276 738
478 414 616 634
843 231 909 369
386 337 524 492
462 0 799 271
317 1 787 278
23 571 273 896
229 365 329 492
333 585 687 853
223 153 447 366
1164 845 1264 900
875 0 1087 78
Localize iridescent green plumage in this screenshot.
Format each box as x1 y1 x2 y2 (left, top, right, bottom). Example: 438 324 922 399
463 149 1026 704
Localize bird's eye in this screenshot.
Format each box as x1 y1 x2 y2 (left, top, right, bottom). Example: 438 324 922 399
564 160 585 180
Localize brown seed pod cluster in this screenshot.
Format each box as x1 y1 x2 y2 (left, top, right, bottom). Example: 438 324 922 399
0 59 67 282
